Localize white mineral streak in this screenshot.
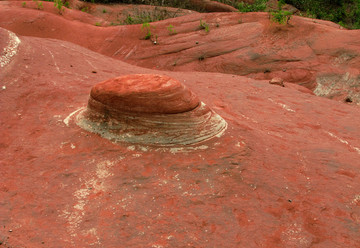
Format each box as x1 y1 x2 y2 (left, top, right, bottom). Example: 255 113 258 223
63 107 84 127
0 30 21 68
325 131 360 155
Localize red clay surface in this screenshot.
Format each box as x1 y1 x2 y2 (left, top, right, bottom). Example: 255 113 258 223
1 0 359 104
1 1 360 247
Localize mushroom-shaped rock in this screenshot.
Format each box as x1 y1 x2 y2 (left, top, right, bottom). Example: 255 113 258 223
76 74 227 146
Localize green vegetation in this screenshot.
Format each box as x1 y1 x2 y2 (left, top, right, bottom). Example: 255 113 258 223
78 0 359 29
54 0 65 13
271 10 292 24
285 0 360 29
36 1 44 9
81 6 89 13
141 22 153 40
124 15 134 24
199 19 210 33
22 2 26 7
95 22 101 26
237 0 267 12
167 24 177 35
102 8 107 13
271 0 292 24
82 0 203 11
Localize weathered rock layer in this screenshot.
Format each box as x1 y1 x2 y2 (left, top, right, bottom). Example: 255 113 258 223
76 74 227 146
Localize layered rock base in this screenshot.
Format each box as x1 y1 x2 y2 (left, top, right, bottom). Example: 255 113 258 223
76 74 227 146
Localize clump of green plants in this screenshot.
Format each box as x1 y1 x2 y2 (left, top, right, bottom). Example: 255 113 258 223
167 24 177 35
141 22 153 40
22 2 26 7
95 22 101 26
271 0 292 24
102 8 107 13
124 15 135 24
199 19 210 32
54 0 65 14
237 0 267 12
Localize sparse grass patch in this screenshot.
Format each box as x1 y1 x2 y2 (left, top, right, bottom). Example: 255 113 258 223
141 22 153 40
199 19 210 32
81 6 89 13
123 7 180 25
82 0 204 12
37 1 44 9
22 2 26 7
167 24 177 35
237 0 267 12
33 0 44 10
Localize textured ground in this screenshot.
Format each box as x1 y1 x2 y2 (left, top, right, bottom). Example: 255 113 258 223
1 1 360 247
1 1 360 104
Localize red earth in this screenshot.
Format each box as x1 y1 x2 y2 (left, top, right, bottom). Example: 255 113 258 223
1 1 360 247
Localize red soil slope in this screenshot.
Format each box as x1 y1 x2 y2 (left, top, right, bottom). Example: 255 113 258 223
1 1 360 104
1 2 360 248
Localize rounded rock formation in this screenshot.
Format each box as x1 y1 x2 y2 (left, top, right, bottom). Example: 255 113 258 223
76 74 227 146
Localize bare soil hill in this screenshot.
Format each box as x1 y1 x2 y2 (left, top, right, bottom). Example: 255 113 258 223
1 1 360 247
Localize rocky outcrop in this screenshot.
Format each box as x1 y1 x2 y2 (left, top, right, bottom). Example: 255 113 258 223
76 74 227 145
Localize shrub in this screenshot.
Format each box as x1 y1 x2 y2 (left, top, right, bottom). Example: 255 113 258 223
271 0 292 24
54 0 65 13
271 10 292 24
